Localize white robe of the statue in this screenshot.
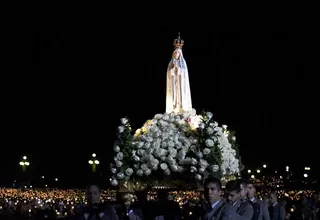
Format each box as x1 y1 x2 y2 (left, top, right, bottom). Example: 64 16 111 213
166 48 192 113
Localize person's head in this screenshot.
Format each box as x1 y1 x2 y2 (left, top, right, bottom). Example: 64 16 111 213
269 192 278 204
246 180 256 199
225 180 241 204
86 184 101 205
200 193 205 200
238 179 248 200
167 194 174 201
172 49 181 60
203 177 222 204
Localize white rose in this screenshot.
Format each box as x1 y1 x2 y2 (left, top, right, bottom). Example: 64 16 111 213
113 145 120 152
136 169 143 176
115 161 123 168
195 174 202 181
203 148 210 155
205 139 214 147
117 152 123 160
125 168 133 176
120 118 128 125
110 179 118 186
196 151 203 158
164 169 170 175
160 163 168 170
118 126 125 133
206 112 213 119
206 127 214 135
211 165 219 172
111 168 117 174
116 172 124 179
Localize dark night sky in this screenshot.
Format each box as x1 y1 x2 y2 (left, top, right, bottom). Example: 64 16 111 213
2 5 318 187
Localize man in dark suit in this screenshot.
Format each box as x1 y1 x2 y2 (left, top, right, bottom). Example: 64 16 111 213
269 192 285 220
198 176 237 220
74 183 119 220
225 179 253 220
247 180 270 220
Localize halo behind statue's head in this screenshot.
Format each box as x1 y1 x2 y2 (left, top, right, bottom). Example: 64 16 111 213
173 32 184 49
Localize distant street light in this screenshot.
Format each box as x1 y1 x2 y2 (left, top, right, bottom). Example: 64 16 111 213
88 153 100 172
257 169 261 173
263 164 267 168
247 170 251 173
19 156 30 172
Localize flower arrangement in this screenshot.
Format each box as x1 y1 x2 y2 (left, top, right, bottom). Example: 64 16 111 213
110 109 242 188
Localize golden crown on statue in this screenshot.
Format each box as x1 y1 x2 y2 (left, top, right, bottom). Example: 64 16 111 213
173 32 184 49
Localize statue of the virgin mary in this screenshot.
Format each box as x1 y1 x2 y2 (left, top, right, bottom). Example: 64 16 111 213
166 34 192 113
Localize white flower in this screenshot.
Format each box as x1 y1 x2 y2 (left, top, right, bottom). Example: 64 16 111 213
198 167 205 173
113 145 120 152
206 127 214 135
132 155 140 162
118 126 125 133
136 169 143 176
140 164 148 171
110 179 118 186
117 172 124 179
115 160 123 167
189 115 202 129
111 168 117 174
144 169 151 175
111 110 240 184
164 169 170 175
190 166 197 172
206 112 213 119
203 148 210 155
195 173 202 181
125 168 134 176
176 150 186 160
199 159 209 168
121 118 128 125
171 165 178 172
211 165 219 172
160 163 168 170
117 152 123 160
168 147 177 157
196 151 203 158
205 139 214 147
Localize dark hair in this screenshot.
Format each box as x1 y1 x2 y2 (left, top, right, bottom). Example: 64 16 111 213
225 180 241 193
270 191 278 197
86 183 101 192
246 179 254 187
238 179 248 188
204 177 222 190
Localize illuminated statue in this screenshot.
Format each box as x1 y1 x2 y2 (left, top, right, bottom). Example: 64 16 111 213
166 33 192 113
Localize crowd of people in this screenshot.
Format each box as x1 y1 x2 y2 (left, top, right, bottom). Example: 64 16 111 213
0 178 319 220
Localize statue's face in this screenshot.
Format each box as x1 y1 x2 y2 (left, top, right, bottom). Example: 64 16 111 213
173 49 180 59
